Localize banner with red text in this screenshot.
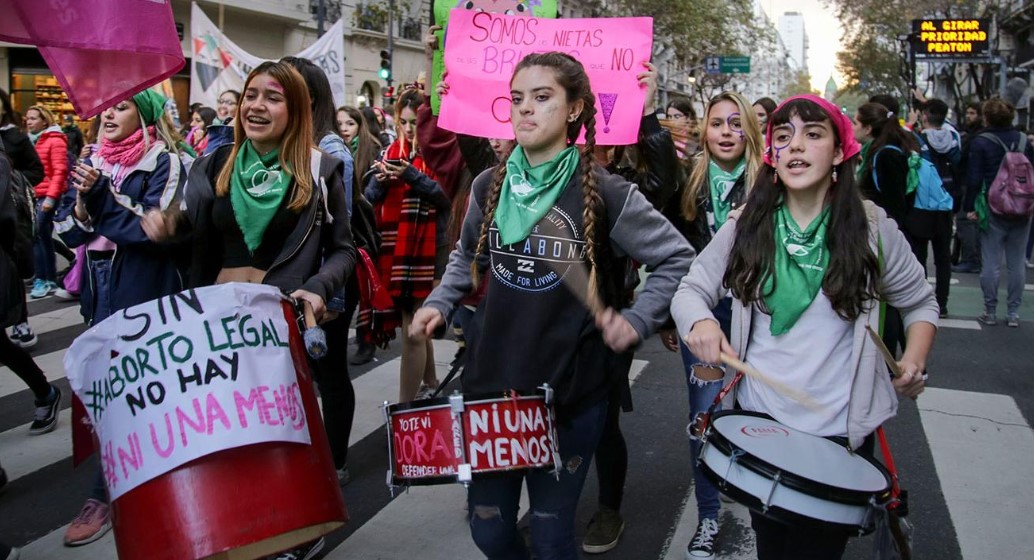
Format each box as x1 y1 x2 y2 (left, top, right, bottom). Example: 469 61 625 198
64 283 310 501
438 12 652 145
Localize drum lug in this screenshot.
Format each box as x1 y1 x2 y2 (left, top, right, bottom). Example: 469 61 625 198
763 472 782 513
539 384 554 406
458 464 472 485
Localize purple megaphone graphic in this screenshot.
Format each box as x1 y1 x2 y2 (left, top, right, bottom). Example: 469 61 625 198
598 93 618 134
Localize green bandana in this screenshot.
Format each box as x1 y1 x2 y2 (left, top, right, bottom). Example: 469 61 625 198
762 204 831 335
708 159 745 232
131 89 168 126
495 146 580 245
856 140 872 181
349 137 359 154
230 140 293 253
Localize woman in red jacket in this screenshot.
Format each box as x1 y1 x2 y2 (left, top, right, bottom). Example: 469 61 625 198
24 105 69 298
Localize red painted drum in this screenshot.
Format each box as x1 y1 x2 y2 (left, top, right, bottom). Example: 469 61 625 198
385 387 561 490
110 301 347 560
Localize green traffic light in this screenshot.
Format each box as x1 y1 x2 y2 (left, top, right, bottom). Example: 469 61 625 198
379 68 391 80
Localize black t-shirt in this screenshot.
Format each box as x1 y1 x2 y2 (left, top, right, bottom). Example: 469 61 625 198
211 186 301 270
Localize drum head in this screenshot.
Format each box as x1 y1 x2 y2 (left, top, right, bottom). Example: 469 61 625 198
711 412 888 493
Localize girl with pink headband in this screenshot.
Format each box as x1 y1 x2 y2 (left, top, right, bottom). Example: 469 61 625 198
671 94 938 558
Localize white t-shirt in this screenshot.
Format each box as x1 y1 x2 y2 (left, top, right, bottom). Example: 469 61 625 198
739 291 854 437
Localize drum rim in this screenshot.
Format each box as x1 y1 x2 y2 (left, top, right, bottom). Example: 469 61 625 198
706 410 891 506
388 389 548 413
700 467 878 535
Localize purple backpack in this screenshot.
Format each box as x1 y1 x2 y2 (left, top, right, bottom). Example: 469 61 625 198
980 133 1034 218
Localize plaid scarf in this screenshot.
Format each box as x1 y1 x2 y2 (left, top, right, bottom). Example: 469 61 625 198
376 138 439 301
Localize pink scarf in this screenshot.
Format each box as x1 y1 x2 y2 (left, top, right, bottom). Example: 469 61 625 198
97 126 157 167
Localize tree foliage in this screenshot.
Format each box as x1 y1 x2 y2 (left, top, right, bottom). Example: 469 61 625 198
780 69 818 98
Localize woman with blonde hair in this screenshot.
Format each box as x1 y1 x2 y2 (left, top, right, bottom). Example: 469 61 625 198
660 90 764 559
24 104 68 298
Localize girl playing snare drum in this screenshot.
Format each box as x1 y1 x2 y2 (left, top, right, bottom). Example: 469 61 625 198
411 52 693 559
671 94 937 559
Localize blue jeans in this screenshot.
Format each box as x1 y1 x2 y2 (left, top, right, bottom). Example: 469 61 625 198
980 214 1032 316
680 298 732 521
33 200 57 282
467 400 607 560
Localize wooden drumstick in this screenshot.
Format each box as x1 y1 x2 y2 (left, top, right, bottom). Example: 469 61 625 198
865 325 903 379
717 352 825 412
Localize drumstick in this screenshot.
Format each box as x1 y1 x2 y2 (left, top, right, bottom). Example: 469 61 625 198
299 300 328 360
865 325 903 379
717 352 825 412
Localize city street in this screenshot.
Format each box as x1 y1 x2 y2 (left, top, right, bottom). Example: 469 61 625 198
1 266 1033 559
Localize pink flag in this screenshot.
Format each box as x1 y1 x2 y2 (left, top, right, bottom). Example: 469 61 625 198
0 0 185 118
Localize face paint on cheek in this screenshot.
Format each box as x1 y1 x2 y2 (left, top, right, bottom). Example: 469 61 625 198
728 112 744 141
772 122 796 163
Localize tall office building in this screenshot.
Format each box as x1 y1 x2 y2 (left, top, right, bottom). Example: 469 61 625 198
779 11 808 72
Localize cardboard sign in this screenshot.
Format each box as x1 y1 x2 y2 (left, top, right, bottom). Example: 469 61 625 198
438 12 653 145
430 0 558 115
64 283 310 500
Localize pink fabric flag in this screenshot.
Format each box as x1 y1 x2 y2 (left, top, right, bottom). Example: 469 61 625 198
0 0 185 118
437 12 653 145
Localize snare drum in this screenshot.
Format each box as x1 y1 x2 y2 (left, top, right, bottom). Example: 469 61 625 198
699 410 891 534
385 387 561 489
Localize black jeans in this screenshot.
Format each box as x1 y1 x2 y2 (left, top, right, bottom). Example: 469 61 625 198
314 312 356 469
906 218 952 310
750 513 850 560
595 384 628 511
0 329 50 400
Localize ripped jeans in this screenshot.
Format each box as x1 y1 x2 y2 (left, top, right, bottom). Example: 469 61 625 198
680 297 732 521
467 400 608 560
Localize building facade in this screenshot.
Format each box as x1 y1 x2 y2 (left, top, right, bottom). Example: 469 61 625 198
779 11 808 73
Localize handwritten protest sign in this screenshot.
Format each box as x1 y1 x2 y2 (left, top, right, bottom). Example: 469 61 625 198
64 283 309 501
430 0 558 115
438 12 652 145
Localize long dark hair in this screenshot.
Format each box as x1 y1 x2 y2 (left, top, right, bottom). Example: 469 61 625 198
0 88 17 128
856 102 918 180
725 98 878 322
281 56 338 143
470 52 603 300
337 105 380 195
360 106 387 147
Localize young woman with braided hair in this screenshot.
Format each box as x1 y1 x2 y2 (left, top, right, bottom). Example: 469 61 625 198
411 52 693 559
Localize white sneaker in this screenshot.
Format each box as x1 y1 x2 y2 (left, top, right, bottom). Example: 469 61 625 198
1026 259 1034 269
54 288 78 301
10 323 37 349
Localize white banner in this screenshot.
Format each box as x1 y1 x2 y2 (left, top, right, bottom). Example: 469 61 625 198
190 2 346 110
64 283 311 501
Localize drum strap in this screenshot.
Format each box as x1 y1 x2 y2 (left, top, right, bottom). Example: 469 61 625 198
877 426 903 506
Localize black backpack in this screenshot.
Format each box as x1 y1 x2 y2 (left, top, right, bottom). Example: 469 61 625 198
7 165 36 278
351 192 381 259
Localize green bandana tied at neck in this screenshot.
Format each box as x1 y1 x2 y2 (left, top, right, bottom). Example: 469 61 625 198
762 203 832 335
708 159 745 231
856 140 872 181
349 136 359 154
495 146 580 245
230 140 293 253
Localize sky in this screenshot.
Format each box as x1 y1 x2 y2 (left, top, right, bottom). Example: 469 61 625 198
761 0 845 92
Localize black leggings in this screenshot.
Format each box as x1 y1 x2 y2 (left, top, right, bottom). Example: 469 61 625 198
313 277 359 468
595 353 634 511
0 329 49 400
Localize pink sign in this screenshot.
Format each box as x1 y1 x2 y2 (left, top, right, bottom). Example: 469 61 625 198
438 12 653 146
0 0 184 118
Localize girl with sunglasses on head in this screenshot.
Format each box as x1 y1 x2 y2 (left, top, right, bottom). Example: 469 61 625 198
411 51 693 559
671 94 937 559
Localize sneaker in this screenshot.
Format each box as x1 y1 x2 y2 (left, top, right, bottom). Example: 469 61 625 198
337 465 351 485
29 385 61 435
29 279 57 299
939 306 948 319
686 518 719 560
63 498 111 546
1007 314 1020 328
9 323 37 349
951 263 980 274
273 537 325 560
582 506 625 554
54 288 78 301
0 542 20 560
977 312 997 326
1026 259 1034 269
415 382 439 400
349 343 375 366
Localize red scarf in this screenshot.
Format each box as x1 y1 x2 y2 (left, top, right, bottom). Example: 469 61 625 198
97 126 157 167
375 137 440 301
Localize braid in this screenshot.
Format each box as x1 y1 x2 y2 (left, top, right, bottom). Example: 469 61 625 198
579 101 603 304
470 160 510 288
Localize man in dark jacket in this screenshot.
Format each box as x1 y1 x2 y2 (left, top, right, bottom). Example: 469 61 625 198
62 114 84 159
965 97 1034 327
955 101 985 273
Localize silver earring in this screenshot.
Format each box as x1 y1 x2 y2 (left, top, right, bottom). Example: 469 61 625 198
832 169 838 184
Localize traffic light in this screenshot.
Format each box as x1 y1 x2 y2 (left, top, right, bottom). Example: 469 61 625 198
379 49 392 82
384 86 395 103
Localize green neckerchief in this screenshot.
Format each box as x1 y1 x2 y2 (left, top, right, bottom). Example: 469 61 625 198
349 137 359 154
856 140 873 181
708 159 745 231
495 146 580 244
762 203 832 335
229 140 293 253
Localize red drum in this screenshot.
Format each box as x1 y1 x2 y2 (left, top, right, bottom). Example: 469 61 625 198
385 387 561 490
110 301 347 560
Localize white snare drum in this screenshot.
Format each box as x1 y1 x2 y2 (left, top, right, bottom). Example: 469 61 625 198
699 411 891 534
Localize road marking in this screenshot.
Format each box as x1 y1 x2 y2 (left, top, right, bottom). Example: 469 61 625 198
937 318 981 330
918 387 1034 560
0 409 73 482
0 349 68 399
927 277 960 285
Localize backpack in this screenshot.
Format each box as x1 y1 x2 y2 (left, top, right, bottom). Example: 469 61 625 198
917 133 963 212
7 165 36 277
978 132 1034 218
873 146 954 212
351 193 382 259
